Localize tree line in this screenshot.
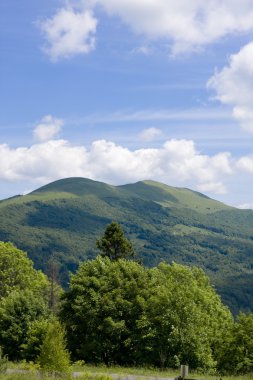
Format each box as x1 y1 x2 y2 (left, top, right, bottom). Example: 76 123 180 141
0 222 253 375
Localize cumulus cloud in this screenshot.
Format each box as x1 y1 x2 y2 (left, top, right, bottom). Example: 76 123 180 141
39 1 253 58
237 155 253 173
140 127 162 142
33 115 64 142
0 140 90 183
208 41 253 132
0 138 232 195
86 0 253 54
38 7 97 61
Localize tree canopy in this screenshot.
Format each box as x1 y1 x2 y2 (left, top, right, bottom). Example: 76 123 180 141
2 239 253 374
96 222 135 260
60 257 232 369
0 290 49 360
0 242 51 360
0 241 48 299
217 312 253 374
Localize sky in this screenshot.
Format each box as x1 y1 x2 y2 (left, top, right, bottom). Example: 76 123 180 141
1 1 253 208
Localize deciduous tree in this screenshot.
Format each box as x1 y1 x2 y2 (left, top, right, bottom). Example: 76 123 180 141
38 319 70 374
60 258 232 370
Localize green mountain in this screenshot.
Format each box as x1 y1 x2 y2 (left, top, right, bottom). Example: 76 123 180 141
1 177 253 314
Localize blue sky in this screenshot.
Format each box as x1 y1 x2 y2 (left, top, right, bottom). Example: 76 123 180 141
1 0 253 207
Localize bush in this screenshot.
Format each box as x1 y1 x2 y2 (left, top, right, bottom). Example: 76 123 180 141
38 319 70 374
0 347 7 374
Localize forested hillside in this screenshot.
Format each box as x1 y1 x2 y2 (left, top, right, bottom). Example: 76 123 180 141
1 241 253 375
1 177 253 313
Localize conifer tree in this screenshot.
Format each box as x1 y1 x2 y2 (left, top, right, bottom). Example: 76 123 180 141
96 222 135 260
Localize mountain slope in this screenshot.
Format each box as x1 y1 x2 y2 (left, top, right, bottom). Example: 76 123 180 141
1 177 253 314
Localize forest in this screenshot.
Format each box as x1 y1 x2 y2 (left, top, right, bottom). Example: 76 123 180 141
2 177 253 315
1 223 253 378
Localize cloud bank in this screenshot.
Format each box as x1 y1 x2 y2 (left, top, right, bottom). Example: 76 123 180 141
91 0 253 54
0 128 232 195
39 0 253 59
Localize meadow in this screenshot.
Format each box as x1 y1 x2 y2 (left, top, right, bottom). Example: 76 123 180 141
2 364 253 380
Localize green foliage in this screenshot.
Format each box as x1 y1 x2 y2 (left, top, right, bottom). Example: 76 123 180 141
0 347 8 374
0 290 49 360
38 319 70 374
21 318 50 361
61 257 150 365
96 222 135 260
77 374 113 380
60 257 231 370
218 313 253 374
0 242 51 361
0 242 48 299
143 263 232 370
0 178 253 312
0 372 113 380
0 374 69 380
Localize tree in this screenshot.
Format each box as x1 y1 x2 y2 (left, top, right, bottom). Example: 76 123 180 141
60 258 231 370
21 318 51 362
0 241 51 360
0 242 49 299
60 257 150 365
38 319 70 374
0 290 49 360
141 263 233 370
46 257 63 313
96 222 135 260
217 313 253 374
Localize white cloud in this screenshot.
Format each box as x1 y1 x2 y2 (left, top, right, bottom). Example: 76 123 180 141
38 7 97 61
237 203 253 210
0 138 232 195
140 127 162 142
33 115 64 142
237 155 253 173
0 140 90 183
40 1 253 59
84 0 253 54
208 41 253 132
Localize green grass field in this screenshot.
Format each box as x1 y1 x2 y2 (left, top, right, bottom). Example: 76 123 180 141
73 364 253 380
3 364 253 380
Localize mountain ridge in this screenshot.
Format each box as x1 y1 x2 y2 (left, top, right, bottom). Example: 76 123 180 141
1 176 253 314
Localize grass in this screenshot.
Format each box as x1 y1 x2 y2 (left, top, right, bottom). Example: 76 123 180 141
71 364 253 380
3 364 253 380
1 368 114 380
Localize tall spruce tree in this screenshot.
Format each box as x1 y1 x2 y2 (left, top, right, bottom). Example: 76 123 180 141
96 222 135 260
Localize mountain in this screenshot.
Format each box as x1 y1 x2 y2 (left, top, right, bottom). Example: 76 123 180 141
1 177 253 313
